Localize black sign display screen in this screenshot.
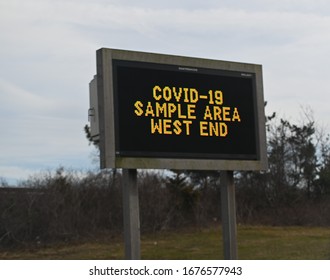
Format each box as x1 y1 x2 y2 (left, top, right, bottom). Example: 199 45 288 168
112 59 259 160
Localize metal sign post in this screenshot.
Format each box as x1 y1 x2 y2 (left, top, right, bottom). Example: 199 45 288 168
91 48 268 260
122 169 141 260
220 171 238 260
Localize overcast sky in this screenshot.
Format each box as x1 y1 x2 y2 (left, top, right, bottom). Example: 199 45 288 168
1 0 330 184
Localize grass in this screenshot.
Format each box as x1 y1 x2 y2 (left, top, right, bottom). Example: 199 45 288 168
1 225 330 260
238 226 330 259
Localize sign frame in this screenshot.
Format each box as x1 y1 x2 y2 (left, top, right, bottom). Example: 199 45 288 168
96 48 268 171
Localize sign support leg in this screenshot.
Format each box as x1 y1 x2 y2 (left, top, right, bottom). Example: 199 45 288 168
122 169 141 260
220 170 238 260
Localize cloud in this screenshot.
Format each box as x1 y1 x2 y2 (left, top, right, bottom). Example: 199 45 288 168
0 79 53 115
0 166 34 185
0 0 330 184
2 1 329 58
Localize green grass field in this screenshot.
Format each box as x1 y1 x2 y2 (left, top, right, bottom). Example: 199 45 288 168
1 226 330 260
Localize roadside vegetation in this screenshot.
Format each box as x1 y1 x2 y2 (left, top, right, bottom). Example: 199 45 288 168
1 108 330 259
1 226 329 259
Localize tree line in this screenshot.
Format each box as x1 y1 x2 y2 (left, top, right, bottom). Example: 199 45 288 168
0 109 330 248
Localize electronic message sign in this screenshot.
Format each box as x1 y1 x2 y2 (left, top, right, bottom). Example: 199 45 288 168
96 48 267 170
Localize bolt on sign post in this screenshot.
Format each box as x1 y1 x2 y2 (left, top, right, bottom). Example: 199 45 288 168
89 48 268 260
